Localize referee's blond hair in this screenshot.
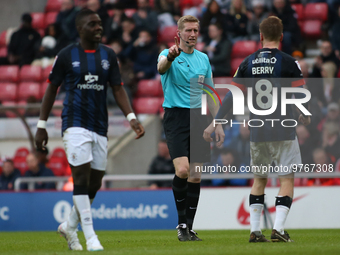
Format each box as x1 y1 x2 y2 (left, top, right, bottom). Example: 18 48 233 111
177 15 199 31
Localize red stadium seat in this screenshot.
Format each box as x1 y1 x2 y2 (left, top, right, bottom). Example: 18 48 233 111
48 157 69 176
51 147 66 159
19 65 42 82
40 82 49 99
0 83 17 101
180 0 194 9
0 30 6 47
231 58 244 77
304 3 328 22
45 0 63 12
13 157 29 175
42 65 53 81
291 4 304 21
0 47 7 57
37 28 45 38
158 26 178 43
17 82 41 101
31 12 46 30
302 20 322 39
52 99 63 117
13 147 30 175
108 9 115 17
195 42 204 52
124 9 137 18
0 66 19 83
45 12 58 26
166 41 174 48
51 147 67 159
133 97 163 114
135 79 163 97
231 41 257 58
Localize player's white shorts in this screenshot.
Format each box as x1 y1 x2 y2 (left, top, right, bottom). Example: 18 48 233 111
250 136 301 177
62 127 107 171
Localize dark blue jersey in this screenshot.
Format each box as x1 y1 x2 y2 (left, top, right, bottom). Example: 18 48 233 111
48 43 122 136
232 48 305 142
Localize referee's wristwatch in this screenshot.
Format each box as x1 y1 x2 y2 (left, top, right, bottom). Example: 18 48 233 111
167 55 175 62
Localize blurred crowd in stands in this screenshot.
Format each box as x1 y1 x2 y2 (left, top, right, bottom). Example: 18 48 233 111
0 0 340 190
0 146 70 191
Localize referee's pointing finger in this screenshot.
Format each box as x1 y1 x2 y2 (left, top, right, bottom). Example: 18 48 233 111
174 37 179 54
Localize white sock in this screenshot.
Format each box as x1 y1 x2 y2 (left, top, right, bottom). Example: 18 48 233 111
273 205 289 234
67 199 95 230
67 206 80 230
73 195 96 240
250 204 263 233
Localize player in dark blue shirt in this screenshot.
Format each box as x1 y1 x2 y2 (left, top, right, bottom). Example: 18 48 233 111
35 9 144 251
204 16 310 243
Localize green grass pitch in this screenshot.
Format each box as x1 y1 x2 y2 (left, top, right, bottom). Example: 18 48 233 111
1 229 339 255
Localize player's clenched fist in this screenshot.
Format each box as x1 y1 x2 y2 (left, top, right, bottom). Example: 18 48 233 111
167 37 181 61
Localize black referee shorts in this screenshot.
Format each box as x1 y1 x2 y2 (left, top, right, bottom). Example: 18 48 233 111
163 107 211 163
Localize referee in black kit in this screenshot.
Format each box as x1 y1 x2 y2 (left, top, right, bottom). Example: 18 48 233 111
157 15 224 241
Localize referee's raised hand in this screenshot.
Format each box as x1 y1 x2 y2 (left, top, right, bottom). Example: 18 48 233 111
168 37 181 60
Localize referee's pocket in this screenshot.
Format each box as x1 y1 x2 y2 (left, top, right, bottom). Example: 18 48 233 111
173 63 190 84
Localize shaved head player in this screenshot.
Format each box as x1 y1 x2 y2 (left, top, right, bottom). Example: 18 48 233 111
35 8 144 251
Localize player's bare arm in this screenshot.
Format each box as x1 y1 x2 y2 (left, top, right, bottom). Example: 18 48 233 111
111 85 145 139
157 37 181 74
298 114 311 126
35 83 58 149
203 88 235 146
205 90 224 147
203 122 224 148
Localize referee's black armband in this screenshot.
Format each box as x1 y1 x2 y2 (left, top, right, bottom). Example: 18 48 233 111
167 55 175 62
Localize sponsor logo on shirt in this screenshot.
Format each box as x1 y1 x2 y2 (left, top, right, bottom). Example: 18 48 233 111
77 72 104 91
72 61 80 68
252 57 277 65
101 59 110 70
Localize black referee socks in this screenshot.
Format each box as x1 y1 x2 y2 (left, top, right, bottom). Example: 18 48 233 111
172 175 188 225
186 182 200 230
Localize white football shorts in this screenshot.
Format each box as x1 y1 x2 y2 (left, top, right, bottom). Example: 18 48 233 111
62 127 107 171
250 136 301 177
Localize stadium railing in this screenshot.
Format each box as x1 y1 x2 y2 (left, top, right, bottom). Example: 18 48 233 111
13 172 340 191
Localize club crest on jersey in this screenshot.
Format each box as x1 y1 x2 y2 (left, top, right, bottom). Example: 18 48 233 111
198 75 204 83
71 153 77 162
101 59 110 70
